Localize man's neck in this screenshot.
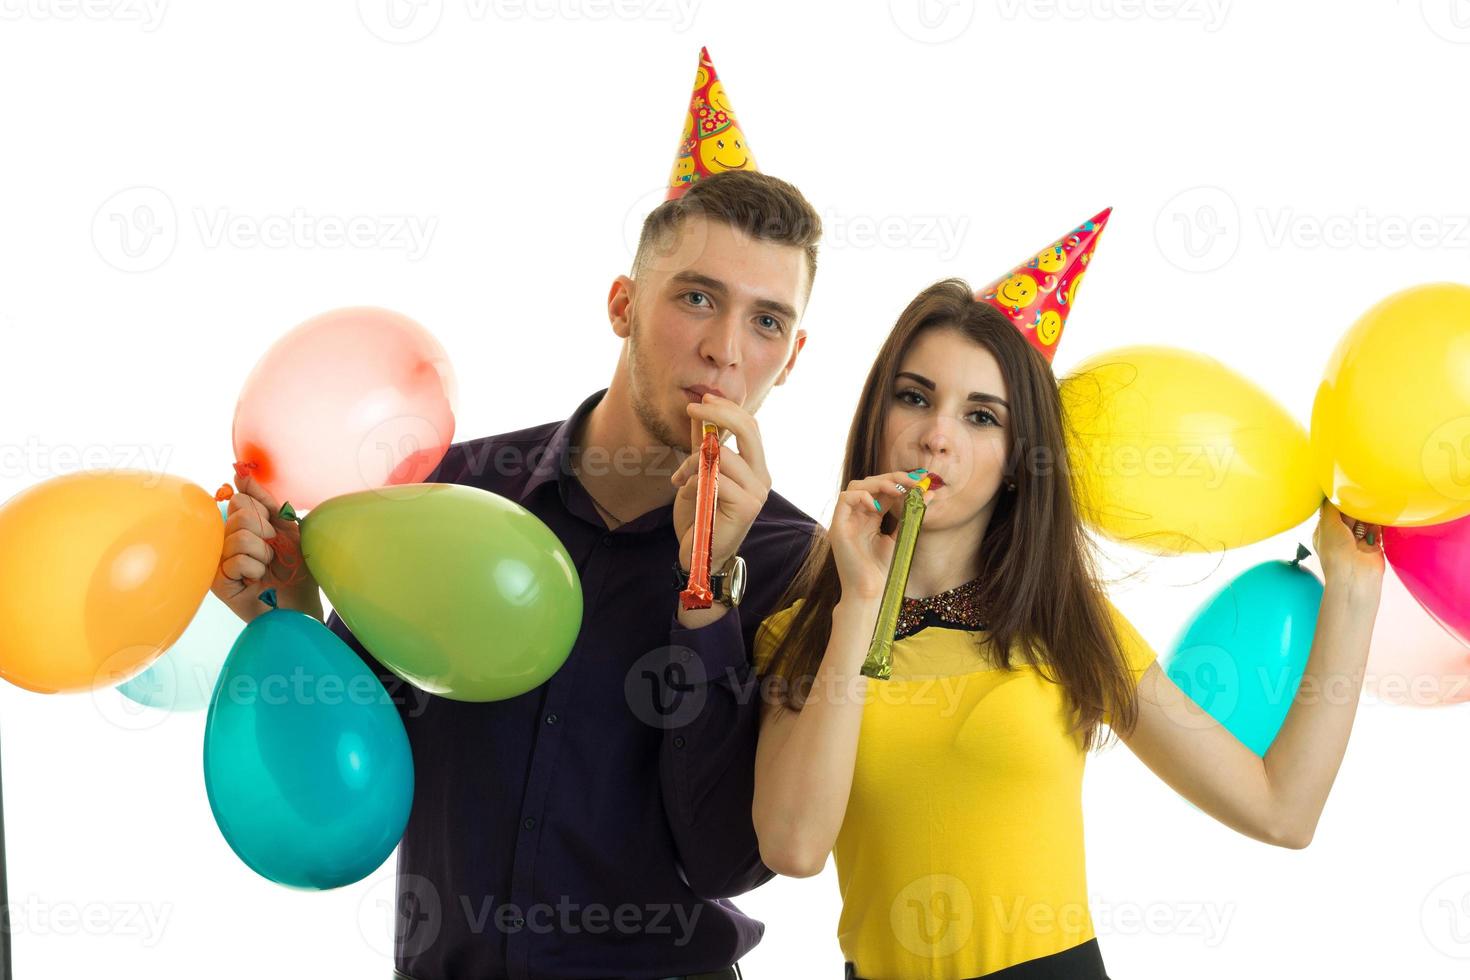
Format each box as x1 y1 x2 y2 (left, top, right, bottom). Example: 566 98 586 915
572 389 684 527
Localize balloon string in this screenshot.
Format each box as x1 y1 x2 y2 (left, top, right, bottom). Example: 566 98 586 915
271 527 306 589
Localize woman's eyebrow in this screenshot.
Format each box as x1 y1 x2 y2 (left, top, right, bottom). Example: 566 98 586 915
895 371 1009 410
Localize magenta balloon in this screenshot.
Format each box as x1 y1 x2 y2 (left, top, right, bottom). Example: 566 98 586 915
233 308 457 510
1383 513 1470 648
1364 565 1470 707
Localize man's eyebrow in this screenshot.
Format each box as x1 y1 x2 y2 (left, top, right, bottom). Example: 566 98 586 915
895 371 1010 410
669 271 728 296
669 271 798 324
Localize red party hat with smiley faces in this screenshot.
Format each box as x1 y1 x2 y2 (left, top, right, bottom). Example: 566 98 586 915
666 47 759 200
976 207 1112 364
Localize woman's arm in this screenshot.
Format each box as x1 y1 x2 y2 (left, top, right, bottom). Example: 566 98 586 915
751 470 933 876
1120 576 1379 847
1119 499 1384 848
753 595 879 877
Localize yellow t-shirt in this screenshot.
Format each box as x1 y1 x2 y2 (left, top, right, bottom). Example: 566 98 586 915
753 598 1156 979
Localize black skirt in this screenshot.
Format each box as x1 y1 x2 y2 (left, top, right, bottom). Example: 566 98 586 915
843 936 1110 979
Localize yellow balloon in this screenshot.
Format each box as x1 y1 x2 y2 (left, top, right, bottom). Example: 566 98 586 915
0 470 224 694
1311 283 1470 526
1061 346 1322 554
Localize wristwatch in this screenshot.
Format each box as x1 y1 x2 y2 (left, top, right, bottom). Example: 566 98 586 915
672 554 747 607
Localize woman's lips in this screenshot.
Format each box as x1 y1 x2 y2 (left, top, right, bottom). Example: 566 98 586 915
925 474 945 489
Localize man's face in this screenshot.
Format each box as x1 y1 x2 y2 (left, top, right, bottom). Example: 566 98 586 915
610 214 809 452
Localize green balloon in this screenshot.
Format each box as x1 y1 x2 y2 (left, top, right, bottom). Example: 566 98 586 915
301 484 582 702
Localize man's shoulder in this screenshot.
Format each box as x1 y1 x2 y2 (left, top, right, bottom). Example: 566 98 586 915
426 420 563 488
753 487 820 538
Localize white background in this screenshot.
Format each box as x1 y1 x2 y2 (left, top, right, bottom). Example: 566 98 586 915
2 0 1470 977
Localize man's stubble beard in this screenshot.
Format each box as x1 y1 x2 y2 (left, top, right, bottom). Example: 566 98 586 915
627 308 690 456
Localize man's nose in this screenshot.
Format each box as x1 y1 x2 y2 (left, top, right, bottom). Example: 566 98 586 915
700 313 741 368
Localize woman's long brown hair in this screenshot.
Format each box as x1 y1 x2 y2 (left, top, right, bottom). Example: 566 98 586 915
761 278 1141 750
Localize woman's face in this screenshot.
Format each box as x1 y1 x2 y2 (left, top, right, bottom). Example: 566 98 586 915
880 326 1010 531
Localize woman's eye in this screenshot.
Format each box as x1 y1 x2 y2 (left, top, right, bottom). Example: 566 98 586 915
968 410 1000 427
896 388 925 406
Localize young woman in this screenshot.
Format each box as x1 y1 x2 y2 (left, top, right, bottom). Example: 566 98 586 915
748 279 1384 979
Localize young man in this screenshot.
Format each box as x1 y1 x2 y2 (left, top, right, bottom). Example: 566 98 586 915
217 163 823 978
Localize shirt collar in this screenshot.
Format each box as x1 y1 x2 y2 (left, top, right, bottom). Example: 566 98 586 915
516 387 608 505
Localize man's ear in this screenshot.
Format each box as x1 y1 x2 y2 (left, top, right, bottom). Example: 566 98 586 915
775 328 808 386
608 275 635 339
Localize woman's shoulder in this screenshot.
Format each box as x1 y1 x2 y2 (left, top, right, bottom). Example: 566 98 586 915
1102 596 1158 679
754 598 807 673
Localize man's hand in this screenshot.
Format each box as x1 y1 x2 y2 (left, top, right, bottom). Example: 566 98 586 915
670 393 771 574
212 471 323 625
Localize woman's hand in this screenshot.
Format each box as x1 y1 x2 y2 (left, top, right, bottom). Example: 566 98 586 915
1312 498 1385 597
828 471 934 603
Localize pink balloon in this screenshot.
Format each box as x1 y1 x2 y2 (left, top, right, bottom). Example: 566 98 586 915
1383 513 1470 646
1363 565 1470 707
233 308 457 511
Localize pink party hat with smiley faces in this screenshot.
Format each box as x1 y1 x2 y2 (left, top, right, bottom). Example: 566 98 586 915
666 47 758 199
976 207 1112 364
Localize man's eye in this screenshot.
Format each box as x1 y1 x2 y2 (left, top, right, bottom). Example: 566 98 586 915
757 315 782 333
685 291 709 306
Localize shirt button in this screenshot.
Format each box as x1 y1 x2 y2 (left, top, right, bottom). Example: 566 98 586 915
601 534 613 546
673 736 686 749
523 817 537 830
544 712 558 725
508 916 525 928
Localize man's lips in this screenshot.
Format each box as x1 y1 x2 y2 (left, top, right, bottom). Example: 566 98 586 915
683 385 726 402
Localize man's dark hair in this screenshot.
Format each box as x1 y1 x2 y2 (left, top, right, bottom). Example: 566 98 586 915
632 170 822 296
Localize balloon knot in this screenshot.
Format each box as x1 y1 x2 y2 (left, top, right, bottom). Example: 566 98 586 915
1292 543 1311 565
279 501 299 523
259 588 279 610
232 460 258 483
214 484 234 501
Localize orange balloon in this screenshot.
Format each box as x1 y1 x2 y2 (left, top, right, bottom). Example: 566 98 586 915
0 470 224 694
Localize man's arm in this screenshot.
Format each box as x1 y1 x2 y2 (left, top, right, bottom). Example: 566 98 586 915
657 600 774 900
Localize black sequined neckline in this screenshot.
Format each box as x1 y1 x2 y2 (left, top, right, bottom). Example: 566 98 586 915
894 577 987 641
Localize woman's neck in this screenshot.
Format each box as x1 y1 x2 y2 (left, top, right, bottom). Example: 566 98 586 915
903 524 985 599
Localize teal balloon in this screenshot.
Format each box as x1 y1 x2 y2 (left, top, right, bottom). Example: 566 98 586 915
203 596 413 889
120 501 237 712
1163 554 1323 756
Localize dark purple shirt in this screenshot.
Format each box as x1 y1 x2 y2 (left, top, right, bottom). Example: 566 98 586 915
326 387 818 980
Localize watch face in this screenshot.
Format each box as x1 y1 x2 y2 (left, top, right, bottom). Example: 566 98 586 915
728 556 747 603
